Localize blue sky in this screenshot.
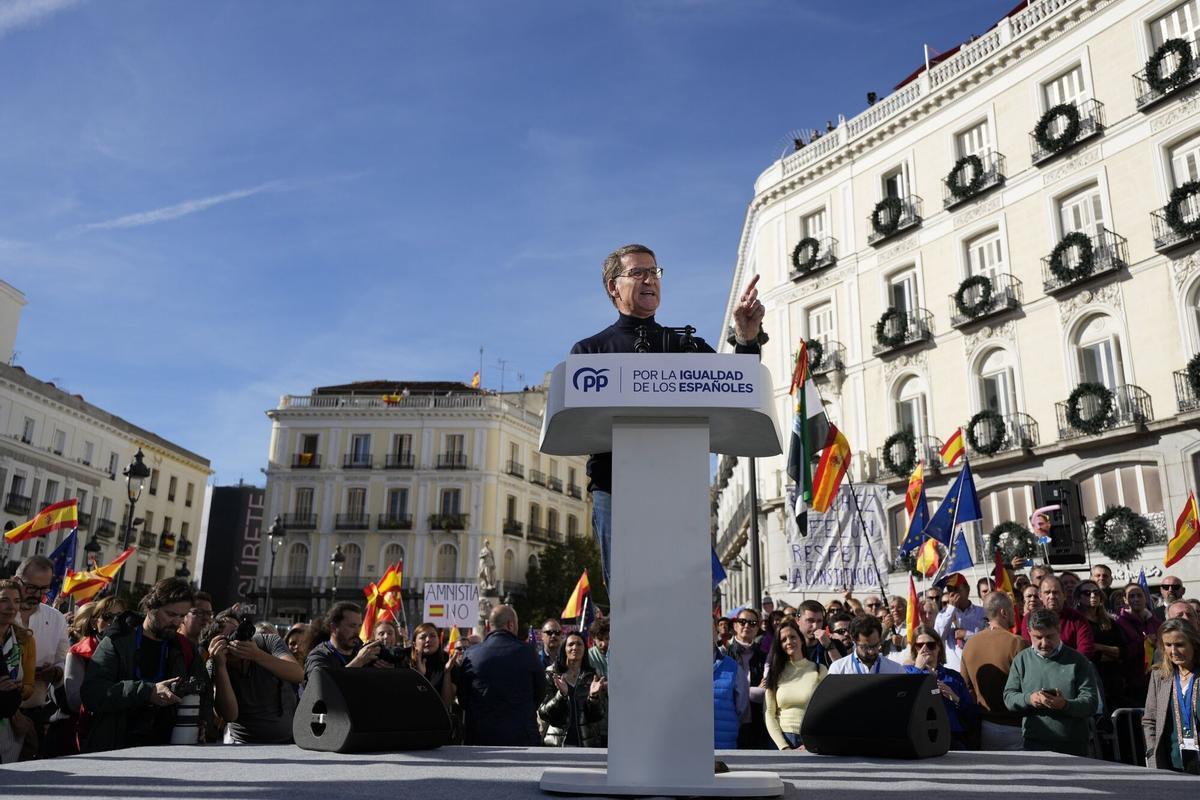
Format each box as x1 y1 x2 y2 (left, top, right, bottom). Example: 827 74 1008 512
1 0 1019 484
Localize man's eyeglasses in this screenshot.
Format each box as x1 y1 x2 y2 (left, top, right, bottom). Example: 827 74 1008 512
856 642 882 653
18 579 51 594
617 267 663 281
542 629 562 636
734 618 759 626
865 603 881 609
1162 583 1184 592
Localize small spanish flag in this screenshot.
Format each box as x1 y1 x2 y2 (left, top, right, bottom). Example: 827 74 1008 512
61 546 135 603
905 461 925 520
992 546 1014 597
470 371 481 389
915 537 941 577
562 570 590 619
810 426 851 513
906 575 919 646
447 626 461 656
4 498 79 544
940 427 965 468
1165 492 1200 568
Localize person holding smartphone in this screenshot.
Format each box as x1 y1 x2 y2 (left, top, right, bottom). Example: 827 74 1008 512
1002 608 1098 756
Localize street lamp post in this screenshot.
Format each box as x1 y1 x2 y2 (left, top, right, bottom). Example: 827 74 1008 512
329 544 345 609
265 516 286 620
175 562 191 581
113 448 151 598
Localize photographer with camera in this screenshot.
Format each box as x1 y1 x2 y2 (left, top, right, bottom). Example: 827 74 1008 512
207 614 303 744
305 602 392 680
79 577 211 752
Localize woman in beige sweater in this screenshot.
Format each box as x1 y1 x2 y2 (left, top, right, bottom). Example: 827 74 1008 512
764 618 827 750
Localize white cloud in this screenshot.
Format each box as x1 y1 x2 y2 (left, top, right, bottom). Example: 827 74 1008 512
0 0 82 39
74 181 286 233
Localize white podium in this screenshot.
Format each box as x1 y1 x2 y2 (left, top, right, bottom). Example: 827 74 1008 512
538 354 785 797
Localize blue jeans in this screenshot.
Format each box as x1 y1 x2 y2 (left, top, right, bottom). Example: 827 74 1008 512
591 490 612 589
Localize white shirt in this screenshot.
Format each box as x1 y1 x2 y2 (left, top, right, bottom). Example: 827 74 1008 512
21 603 69 709
828 651 907 675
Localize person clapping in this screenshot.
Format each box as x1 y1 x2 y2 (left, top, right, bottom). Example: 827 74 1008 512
538 631 605 747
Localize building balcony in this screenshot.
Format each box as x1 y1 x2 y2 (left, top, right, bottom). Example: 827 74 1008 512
139 531 159 548
505 460 525 478
1030 99 1104 165
1055 384 1154 441
1041 229 1128 295
291 453 321 469
436 453 467 470
875 435 944 481
378 513 413 531
1175 370 1200 414
95 518 116 539
1151 195 1200 252
810 340 846 378
963 411 1040 458
4 493 31 516
547 476 563 493
384 452 415 470
428 513 469 531
503 518 524 537
77 511 92 530
280 512 317 530
871 307 934 357
1134 39 1200 111
335 513 370 530
342 454 373 469
867 195 923 246
178 539 193 557
567 483 583 499
158 532 176 553
788 236 839 281
528 525 558 544
530 469 547 487
948 273 1023 328
942 150 1006 209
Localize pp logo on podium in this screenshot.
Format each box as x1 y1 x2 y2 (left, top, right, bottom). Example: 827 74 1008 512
572 367 610 392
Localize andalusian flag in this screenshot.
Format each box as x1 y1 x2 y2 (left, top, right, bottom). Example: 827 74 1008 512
446 626 462 656
915 537 941 578
1165 492 1200 568
562 570 590 619
939 427 965 468
906 575 919 645
786 342 851 517
785 343 814 522
61 547 135 603
4 498 79 543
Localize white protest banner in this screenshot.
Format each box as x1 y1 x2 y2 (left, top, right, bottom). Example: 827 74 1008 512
423 582 479 626
787 484 890 593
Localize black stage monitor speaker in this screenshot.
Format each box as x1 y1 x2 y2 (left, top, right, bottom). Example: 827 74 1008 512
1034 479 1086 565
294 667 452 753
800 673 949 759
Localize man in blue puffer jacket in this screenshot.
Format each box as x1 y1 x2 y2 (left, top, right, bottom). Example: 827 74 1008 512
713 620 748 750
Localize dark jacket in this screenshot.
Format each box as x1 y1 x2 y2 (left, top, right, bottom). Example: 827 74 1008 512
304 640 357 682
570 312 760 492
80 612 211 752
538 666 604 747
456 629 543 746
1143 668 1200 770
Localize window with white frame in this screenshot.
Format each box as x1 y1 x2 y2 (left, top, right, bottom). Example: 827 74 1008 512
977 348 1018 417
21 417 34 444
345 487 367 516
436 544 457 580
956 120 990 159
392 433 412 456
1074 314 1126 389
1170 132 1200 189
382 542 404 569
504 549 514 581
1042 65 1089 109
82 441 94 466
1074 462 1164 518
440 488 462 516
965 228 1006 281
882 167 906 199
1188 282 1200 349
801 208 827 240
76 487 88 510
806 303 834 346
294 487 314 517
52 429 66 455
387 487 408 518
893 376 929 440
43 480 59 505
1058 184 1107 239
341 543 362 578
445 434 465 456
286 542 309 577
1150 1 1200 49
350 434 371 464
888 270 919 313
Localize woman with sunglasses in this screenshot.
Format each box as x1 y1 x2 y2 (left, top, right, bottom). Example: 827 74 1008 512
904 625 977 750
764 619 826 750
1077 579 1138 711
58 596 125 755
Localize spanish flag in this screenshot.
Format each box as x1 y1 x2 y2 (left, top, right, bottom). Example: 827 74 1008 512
361 562 404 642
4 498 79 544
470 371 481 389
1165 492 1200 568
61 547 135 603
906 575 919 646
446 626 462 656
915 537 941 578
940 427 965 468
562 570 590 619
905 462 925 520
992 546 1014 598
810 426 851 513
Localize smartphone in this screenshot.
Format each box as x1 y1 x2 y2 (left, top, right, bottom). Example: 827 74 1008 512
1042 688 1061 697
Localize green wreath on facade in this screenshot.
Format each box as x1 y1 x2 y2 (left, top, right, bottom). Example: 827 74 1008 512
1048 231 1095 284
966 409 1006 455
1034 103 1082 156
791 237 821 273
1066 382 1114 435
1091 505 1155 564
1145 38 1195 94
954 274 996 318
946 154 985 200
881 430 916 476
870 196 904 237
1165 181 1200 238
875 307 909 349
988 521 1037 561
805 338 825 372
1188 352 1200 397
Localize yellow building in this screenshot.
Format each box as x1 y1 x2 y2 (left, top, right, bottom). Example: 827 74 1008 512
716 0 1200 608
256 379 591 623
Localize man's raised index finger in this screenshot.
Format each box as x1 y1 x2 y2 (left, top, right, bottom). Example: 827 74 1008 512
742 274 760 298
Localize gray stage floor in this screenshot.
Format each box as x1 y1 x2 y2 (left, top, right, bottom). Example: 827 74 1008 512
1 745 1195 799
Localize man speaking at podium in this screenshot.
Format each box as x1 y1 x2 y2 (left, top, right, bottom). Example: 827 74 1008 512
570 244 766 587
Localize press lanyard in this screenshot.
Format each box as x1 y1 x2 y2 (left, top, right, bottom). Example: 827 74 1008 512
2 630 17 680
133 627 168 682
1176 671 1196 739
851 652 880 675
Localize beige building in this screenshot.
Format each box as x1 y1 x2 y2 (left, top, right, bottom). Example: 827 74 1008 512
716 0 1200 609
0 281 211 586
256 379 591 623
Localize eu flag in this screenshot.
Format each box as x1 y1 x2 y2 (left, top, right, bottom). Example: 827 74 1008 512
47 528 77 603
711 547 727 589
941 528 975 577
922 460 982 545
899 487 930 556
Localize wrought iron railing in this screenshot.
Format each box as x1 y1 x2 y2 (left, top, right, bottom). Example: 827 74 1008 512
436 453 468 470
875 435 944 480
1041 229 1128 294
503 518 523 537
428 513 469 531
378 513 413 530
871 307 934 356
1151 194 1200 252
1030 99 1104 165
505 460 525 478
291 453 321 469
1133 39 1200 110
787 236 839 280
530 470 547 487
948 273 1022 328
867 195 923 246
342 454 372 469
811 340 846 378
1174 370 1200 413
4 493 31 516
281 513 317 530
384 452 415 469
547 477 563 493
335 513 370 530
942 151 1006 209
1055 384 1153 440
963 411 1040 457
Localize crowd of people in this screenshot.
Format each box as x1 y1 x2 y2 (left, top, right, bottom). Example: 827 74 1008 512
0 552 1197 775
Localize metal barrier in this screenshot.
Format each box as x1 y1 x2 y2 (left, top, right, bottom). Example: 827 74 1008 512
1107 708 1146 767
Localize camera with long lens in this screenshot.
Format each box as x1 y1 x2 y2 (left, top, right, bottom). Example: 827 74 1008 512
170 675 204 745
227 615 255 642
374 643 412 666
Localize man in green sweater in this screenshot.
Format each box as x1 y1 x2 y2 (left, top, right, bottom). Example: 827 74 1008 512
1003 608 1098 756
